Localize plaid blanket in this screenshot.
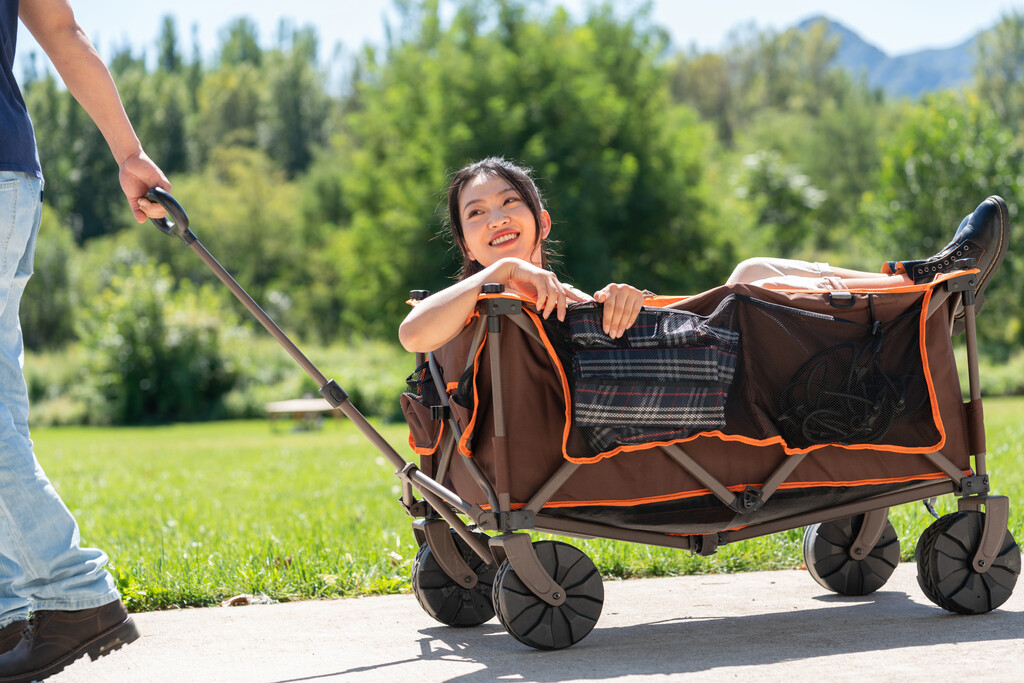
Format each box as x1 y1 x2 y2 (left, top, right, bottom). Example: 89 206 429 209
560 303 740 453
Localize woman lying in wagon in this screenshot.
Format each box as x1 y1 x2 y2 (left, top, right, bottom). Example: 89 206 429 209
399 156 1007 352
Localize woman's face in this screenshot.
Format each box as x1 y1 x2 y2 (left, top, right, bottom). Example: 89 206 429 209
458 173 550 268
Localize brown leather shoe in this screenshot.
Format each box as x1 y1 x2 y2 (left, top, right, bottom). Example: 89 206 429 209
0 600 138 682
0 622 26 657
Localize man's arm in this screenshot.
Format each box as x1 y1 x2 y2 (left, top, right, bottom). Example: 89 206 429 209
19 0 167 222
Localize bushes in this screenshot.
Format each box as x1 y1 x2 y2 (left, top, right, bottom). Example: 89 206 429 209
21 206 76 350
74 262 239 424
220 337 409 423
25 266 410 426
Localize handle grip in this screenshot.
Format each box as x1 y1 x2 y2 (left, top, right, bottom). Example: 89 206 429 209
145 187 190 238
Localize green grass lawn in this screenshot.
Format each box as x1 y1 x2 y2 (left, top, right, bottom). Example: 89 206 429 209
36 397 1024 612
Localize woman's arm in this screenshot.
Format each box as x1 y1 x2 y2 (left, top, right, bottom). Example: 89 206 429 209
399 258 587 352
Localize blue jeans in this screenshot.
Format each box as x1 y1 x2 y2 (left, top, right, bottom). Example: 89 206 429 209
0 171 119 628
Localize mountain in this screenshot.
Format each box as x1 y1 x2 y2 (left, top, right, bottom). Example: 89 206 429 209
796 16 980 98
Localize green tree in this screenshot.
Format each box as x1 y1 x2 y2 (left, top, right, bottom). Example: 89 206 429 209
867 92 1024 345
736 149 826 257
672 19 857 147
22 72 129 242
312 0 726 336
21 205 76 349
219 17 263 67
132 147 308 334
732 87 887 259
670 51 736 144
974 11 1024 135
869 93 1020 250
158 15 183 73
194 63 264 155
263 25 330 176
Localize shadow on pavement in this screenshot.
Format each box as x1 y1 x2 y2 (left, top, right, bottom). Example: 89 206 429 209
307 587 1021 682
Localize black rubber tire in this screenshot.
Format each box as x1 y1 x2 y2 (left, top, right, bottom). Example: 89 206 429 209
492 540 603 650
914 517 946 599
915 511 1020 614
411 529 496 626
803 513 900 595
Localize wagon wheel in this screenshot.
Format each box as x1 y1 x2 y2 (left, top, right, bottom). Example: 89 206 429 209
915 511 1020 614
913 518 946 599
411 529 496 626
492 540 603 650
803 514 900 595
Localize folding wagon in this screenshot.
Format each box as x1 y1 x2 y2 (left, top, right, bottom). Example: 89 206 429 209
147 189 1020 650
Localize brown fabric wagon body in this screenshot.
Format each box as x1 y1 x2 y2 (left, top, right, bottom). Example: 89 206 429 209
402 277 973 538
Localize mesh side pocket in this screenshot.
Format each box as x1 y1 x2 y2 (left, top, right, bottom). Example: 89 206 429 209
728 295 937 450
401 361 444 457
405 361 441 406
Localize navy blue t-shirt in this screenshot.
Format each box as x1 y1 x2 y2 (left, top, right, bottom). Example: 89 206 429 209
1 0 42 177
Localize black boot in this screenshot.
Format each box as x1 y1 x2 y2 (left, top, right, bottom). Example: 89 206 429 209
881 213 971 278
883 196 1009 334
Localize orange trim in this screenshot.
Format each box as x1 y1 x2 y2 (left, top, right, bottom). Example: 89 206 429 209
740 268 977 295
457 336 488 458
644 294 690 307
478 469 970 511
918 285 947 454
408 421 445 456
521 307 574 451
539 471 964 508
458 279 960 465
773 470 969 490
563 429 951 465
454 293 530 458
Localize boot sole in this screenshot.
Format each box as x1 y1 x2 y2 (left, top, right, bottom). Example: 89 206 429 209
0 617 139 683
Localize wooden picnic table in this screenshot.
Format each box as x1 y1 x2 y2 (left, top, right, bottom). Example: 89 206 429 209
265 398 341 429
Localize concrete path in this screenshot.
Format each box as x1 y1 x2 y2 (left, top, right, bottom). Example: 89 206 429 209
52 563 1023 682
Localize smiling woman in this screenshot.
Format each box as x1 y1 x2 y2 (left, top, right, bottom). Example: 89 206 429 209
398 157 648 353
457 174 550 267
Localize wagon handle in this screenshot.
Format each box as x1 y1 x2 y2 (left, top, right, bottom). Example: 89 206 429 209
145 187 191 240
136 187 436 492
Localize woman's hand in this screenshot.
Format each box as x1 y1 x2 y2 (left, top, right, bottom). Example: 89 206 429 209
593 283 644 339
502 259 588 322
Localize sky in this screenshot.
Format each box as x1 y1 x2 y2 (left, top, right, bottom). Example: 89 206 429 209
12 0 1022 75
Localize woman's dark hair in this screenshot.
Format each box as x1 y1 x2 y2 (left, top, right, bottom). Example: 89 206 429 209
446 157 556 280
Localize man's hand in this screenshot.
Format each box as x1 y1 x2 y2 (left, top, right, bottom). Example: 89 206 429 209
119 151 169 223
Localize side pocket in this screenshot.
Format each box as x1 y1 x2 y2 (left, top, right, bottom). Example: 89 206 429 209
401 361 444 459
734 295 935 449
401 392 443 455
552 300 741 459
